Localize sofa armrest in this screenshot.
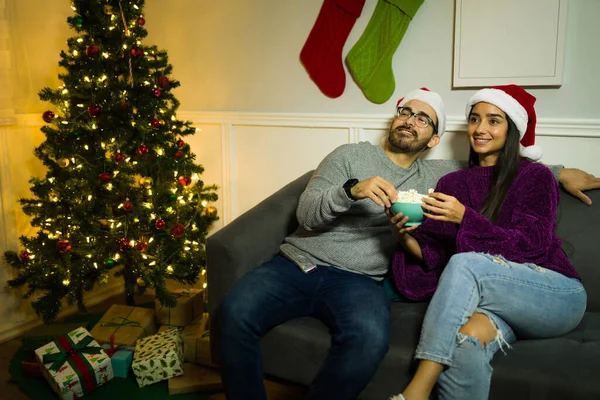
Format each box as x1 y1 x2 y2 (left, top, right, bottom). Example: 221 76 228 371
206 170 314 364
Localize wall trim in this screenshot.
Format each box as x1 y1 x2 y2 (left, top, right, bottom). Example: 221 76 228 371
16 112 600 138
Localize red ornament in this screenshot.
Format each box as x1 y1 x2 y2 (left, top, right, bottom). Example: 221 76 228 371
119 238 132 251
174 151 183 158
137 145 149 155
176 139 185 147
119 102 129 112
87 104 102 118
130 47 144 58
56 240 72 253
151 88 161 97
151 118 160 128
114 152 125 162
178 176 192 186
99 172 112 183
42 111 55 123
171 223 185 238
137 17 146 26
123 201 134 211
157 76 170 88
20 251 31 262
155 219 165 230
135 241 148 252
86 44 100 56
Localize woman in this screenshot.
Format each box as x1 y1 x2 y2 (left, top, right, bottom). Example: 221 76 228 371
388 85 587 400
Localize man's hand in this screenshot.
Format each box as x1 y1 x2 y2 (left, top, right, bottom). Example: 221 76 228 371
422 192 466 224
351 176 398 208
386 208 422 261
559 168 600 206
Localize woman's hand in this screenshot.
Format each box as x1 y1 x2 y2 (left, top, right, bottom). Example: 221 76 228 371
422 192 466 224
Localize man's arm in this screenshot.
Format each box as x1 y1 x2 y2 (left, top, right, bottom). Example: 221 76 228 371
558 168 600 206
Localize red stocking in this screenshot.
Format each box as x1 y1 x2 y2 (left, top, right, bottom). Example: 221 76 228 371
300 0 366 98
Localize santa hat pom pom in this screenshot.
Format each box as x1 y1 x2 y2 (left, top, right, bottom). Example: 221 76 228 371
520 144 543 161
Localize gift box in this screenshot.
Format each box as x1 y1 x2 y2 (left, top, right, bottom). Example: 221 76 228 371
90 304 156 346
132 327 184 387
155 288 204 327
34 327 113 400
181 313 215 366
168 363 222 395
21 352 44 379
22 321 91 352
101 337 134 378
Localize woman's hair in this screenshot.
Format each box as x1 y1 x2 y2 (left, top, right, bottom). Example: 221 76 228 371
468 108 522 224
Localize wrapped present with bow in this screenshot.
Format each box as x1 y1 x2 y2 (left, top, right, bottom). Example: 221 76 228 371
155 288 204 327
132 327 184 387
90 304 156 346
34 326 113 400
101 334 135 378
181 313 214 366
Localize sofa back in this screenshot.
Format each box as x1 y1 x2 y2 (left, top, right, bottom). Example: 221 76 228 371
555 189 600 312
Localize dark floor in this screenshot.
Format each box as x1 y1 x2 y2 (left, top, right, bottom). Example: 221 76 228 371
0 292 307 400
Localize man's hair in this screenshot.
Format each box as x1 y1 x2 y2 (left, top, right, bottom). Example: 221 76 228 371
468 113 521 224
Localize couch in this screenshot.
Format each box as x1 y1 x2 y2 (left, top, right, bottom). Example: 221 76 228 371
207 170 600 399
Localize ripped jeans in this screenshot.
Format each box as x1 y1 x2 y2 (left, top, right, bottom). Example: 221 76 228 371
415 252 587 400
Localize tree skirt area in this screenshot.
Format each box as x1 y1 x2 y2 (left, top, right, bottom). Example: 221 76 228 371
8 310 217 400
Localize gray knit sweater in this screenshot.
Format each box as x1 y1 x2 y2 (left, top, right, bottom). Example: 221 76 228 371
280 142 561 280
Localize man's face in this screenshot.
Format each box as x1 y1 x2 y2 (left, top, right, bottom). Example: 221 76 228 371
387 100 439 154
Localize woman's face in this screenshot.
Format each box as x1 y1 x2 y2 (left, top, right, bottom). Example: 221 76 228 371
467 102 509 166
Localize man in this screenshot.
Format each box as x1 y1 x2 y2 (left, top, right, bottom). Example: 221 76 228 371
218 88 600 400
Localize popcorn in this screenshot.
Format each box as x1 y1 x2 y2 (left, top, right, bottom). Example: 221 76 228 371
396 189 433 203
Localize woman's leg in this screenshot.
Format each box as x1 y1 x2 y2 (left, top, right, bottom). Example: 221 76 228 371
398 252 586 400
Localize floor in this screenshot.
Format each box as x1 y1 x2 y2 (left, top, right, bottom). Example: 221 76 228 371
0 292 308 399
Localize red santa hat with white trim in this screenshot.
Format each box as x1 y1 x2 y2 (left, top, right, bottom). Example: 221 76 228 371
465 84 542 161
397 87 446 137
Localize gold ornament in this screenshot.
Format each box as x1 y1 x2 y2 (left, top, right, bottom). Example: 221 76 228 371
103 5 114 15
57 158 70 168
140 176 153 188
136 277 146 286
204 206 218 218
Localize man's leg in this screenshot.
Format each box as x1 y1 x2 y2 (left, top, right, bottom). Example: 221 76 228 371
219 255 321 400
307 266 390 400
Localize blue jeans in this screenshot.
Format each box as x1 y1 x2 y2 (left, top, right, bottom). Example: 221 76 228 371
416 252 587 400
218 255 390 400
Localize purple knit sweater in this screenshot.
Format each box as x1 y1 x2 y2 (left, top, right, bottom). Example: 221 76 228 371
392 160 580 301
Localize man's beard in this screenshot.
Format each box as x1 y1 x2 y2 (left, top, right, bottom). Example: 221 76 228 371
387 125 431 154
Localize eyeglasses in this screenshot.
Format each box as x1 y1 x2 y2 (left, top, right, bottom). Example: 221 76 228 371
396 107 438 133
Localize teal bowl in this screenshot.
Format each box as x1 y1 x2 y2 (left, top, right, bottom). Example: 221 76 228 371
390 202 425 226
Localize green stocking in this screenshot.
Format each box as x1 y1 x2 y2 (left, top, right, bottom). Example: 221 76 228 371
346 0 424 104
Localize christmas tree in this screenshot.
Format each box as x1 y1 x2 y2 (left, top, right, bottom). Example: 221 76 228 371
4 0 218 323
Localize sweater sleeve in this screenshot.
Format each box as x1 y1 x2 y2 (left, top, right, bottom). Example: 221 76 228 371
456 164 559 264
295 145 355 230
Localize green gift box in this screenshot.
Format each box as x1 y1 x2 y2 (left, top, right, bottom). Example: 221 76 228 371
132 327 184 387
35 327 113 400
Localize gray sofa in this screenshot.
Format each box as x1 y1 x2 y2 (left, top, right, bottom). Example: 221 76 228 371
207 170 600 399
